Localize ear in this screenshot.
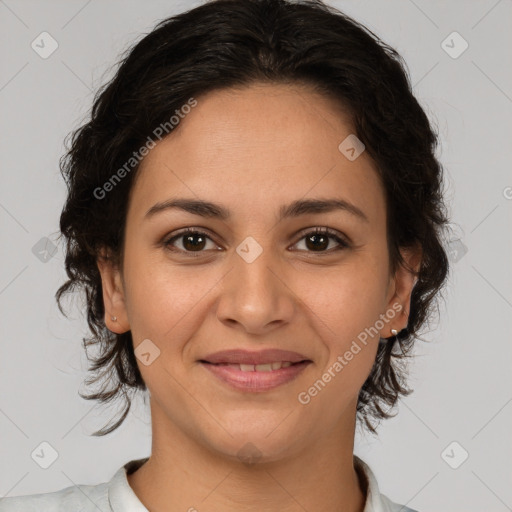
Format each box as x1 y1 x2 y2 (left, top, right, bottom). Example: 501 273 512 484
381 244 422 338
96 248 130 334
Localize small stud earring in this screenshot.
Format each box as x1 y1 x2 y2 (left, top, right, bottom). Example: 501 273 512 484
111 316 117 322
391 328 398 336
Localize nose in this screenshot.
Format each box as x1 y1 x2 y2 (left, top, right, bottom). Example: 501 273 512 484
215 243 296 336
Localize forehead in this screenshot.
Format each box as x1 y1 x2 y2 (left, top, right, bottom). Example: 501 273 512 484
129 82 385 226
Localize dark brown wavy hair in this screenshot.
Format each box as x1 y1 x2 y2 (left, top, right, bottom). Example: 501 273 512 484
56 0 450 436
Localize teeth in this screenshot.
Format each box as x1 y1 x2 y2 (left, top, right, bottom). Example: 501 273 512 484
231 361 295 372
255 363 273 372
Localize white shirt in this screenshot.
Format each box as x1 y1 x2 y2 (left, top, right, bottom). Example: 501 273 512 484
0 456 418 511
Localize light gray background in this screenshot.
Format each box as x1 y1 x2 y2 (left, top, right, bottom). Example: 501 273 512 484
1 0 511 510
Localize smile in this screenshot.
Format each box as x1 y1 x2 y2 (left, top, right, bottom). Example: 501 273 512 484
200 359 311 392
211 361 294 371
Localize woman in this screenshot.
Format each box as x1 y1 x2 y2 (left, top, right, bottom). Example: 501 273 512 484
0 0 449 510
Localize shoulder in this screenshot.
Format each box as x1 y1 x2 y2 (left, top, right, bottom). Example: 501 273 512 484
379 492 419 512
0 458 149 512
354 455 420 512
0 480 109 512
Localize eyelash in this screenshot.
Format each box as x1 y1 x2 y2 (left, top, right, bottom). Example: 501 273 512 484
162 227 350 258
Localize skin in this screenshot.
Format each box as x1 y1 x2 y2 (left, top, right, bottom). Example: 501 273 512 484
97 82 421 512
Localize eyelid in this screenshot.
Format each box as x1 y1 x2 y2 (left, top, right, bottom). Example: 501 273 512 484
165 226 218 241
292 226 350 243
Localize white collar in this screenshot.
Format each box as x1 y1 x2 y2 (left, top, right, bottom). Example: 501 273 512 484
107 456 412 512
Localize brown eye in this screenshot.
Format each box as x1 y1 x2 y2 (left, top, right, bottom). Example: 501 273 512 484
164 230 218 255
162 227 349 258
181 232 207 251
293 228 349 253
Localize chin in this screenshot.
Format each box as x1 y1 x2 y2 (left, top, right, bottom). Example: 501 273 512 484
200 413 308 465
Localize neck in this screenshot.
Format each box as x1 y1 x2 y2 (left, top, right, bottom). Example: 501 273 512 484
128 403 366 512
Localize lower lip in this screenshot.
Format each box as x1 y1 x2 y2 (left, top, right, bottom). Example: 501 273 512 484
200 361 311 392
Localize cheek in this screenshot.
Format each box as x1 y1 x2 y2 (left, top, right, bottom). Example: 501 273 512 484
302 258 389 333
294 272 384 416
297 257 388 384
122 247 220 350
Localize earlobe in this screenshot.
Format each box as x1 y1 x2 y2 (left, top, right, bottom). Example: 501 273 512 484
96 249 130 333
382 245 422 337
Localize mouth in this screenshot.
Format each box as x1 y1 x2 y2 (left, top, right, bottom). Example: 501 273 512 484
199 349 312 392
200 348 310 365
202 361 298 372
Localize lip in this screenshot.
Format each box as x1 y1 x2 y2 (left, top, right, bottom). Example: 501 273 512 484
199 349 312 392
201 349 309 365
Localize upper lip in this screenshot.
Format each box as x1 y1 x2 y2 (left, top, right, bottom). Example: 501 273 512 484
201 349 310 365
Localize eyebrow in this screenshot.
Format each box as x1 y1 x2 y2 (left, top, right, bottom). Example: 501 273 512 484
144 197 369 223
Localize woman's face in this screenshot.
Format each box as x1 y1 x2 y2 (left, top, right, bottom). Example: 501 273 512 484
98 82 417 462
